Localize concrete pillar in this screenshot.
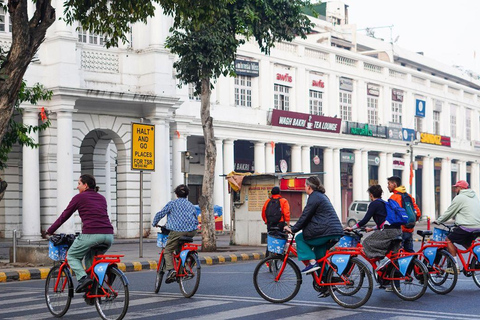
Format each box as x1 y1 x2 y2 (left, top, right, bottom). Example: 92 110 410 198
301 146 311 173
223 139 235 229
172 130 188 188
56 109 75 233
21 109 41 240
440 158 452 216
402 154 412 195
471 162 480 196
323 148 334 199
149 3 171 47
362 151 369 193
265 142 275 173
386 153 393 179
332 148 342 218
254 142 266 174
422 156 435 220
214 139 224 214
53 0 73 36
378 152 387 199
353 150 363 201
458 160 467 181
290 145 302 172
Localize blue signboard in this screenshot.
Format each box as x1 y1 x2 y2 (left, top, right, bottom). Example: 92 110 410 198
416 99 426 117
402 128 416 142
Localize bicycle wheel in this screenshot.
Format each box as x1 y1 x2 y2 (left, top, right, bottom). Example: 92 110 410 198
390 257 428 301
253 256 302 303
95 266 129 320
328 257 373 309
154 255 166 293
45 265 73 317
425 249 457 294
179 252 201 298
471 256 480 288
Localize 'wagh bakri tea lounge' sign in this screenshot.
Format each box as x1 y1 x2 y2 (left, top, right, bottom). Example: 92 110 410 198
271 109 342 133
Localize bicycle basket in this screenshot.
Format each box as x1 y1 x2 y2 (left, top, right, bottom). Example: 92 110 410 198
432 227 448 241
48 241 69 261
336 235 359 248
157 232 169 248
267 234 287 254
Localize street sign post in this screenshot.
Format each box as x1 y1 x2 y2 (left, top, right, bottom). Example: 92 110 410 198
131 122 155 258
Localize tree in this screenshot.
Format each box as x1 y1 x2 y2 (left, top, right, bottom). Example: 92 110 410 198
166 0 313 251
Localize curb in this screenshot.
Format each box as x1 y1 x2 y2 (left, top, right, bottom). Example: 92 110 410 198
0 252 266 283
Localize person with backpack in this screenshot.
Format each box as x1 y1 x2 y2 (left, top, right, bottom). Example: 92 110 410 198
387 176 421 253
344 185 402 260
261 186 290 232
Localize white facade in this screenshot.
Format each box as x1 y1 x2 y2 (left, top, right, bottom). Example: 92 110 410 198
1 2 480 238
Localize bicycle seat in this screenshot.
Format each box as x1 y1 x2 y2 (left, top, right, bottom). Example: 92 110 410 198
417 230 433 237
91 243 110 253
178 236 194 243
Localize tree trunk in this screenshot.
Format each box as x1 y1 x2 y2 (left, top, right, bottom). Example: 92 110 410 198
199 77 217 252
0 0 55 142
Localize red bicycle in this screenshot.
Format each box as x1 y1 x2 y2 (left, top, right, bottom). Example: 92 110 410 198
45 234 129 320
253 232 374 309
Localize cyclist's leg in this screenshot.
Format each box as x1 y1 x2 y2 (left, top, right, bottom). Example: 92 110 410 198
401 231 414 253
67 235 96 280
84 234 114 270
310 235 341 260
294 233 316 262
163 231 181 271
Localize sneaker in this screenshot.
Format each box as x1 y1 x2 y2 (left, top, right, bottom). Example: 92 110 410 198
445 267 461 275
301 263 320 274
75 276 93 293
385 286 401 293
165 270 177 284
375 258 390 272
83 293 95 306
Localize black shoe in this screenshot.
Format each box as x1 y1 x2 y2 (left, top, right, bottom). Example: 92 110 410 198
165 270 176 284
76 276 93 293
83 293 95 306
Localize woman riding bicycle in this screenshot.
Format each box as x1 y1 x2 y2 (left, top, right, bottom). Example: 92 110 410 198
284 176 344 274
46 174 114 293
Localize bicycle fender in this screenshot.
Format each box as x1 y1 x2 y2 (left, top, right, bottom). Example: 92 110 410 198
180 250 190 267
423 247 438 266
397 256 414 276
94 262 110 285
474 245 480 261
331 254 351 275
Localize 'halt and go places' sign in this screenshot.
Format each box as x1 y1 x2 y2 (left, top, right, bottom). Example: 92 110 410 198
131 123 155 171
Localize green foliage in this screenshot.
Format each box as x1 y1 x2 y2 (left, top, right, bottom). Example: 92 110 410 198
0 82 52 170
165 0 314 93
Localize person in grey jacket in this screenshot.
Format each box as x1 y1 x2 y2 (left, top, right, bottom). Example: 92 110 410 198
435 180 480 271
284 176 344 274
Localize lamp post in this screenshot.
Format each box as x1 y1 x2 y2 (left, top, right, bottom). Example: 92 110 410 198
407 134 418 195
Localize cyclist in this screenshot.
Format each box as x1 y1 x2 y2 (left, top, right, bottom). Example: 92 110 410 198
261 186 290 232
46 174 114 293
435 180 480 272
387 176 421 252
152 184 198 283
284 176 343 274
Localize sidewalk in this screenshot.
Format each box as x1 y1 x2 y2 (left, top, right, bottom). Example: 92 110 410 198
0 220 433 282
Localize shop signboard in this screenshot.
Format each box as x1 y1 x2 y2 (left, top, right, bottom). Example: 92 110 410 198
368 155 380 166
234 159 254 172
234 60 259 77
309 72 326 90
419 132 451 147
339 77 353 92
367 83 380 96
416 99 426 117
393 157 405 170
388 122 403 140
344 122 387 138
340 151 355 163
402 128 416 142
271 109 341 133
392 89 404 102
472 141 480 151
274 66 294 86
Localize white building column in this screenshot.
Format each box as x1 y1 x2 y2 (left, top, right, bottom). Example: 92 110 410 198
149 3 171 47
21 109 41 240
471 162 480 196
172 130 188 188
361 151 369 194
290 145 302 172
353 150 363 201
301 146 311 173
223 139 235 230
332 148 342 218
440 158 452 216
149 118 171 235
214 139 225 216
265 142 275 173
53 0 73 36
378 152 388 199
323 148 334 200
422 156 435 220
386 153 393 179
254 142 266 174
458 160 467 181
402 154 414 196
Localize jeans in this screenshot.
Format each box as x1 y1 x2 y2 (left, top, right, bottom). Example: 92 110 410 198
402 231 414 253
67 233 114 280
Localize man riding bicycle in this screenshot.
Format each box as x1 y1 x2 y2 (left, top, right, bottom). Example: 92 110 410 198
435 180 480 272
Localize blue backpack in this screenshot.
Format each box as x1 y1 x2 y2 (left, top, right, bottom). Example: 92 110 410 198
383 199 409 227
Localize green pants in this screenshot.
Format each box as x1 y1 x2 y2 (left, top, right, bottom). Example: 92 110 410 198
295 233 339 261
164 230 197 271
67 233 114 280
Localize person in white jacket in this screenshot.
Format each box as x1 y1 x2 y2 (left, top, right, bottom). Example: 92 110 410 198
435 180 480 271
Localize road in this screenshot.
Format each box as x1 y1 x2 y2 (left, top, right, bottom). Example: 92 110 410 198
1 260 480 320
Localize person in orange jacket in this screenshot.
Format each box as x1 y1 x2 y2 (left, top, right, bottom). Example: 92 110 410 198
261 186 291 232
387 176 421 252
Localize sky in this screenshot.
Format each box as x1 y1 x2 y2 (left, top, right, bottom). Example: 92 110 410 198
343 0 480 74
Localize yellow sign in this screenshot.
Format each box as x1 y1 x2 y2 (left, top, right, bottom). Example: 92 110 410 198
131 123 155 171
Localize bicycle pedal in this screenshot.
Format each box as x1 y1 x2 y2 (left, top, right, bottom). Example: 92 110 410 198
317 291 330 298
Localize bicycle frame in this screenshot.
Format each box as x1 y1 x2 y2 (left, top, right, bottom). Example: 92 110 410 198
157 242 201 277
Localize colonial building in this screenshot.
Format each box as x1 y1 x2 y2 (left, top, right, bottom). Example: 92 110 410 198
1 1 479 239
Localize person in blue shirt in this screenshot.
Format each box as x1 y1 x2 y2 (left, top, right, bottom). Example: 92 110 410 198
152 184 198 283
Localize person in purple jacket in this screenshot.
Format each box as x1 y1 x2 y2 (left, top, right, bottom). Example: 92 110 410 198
47 174 114 293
